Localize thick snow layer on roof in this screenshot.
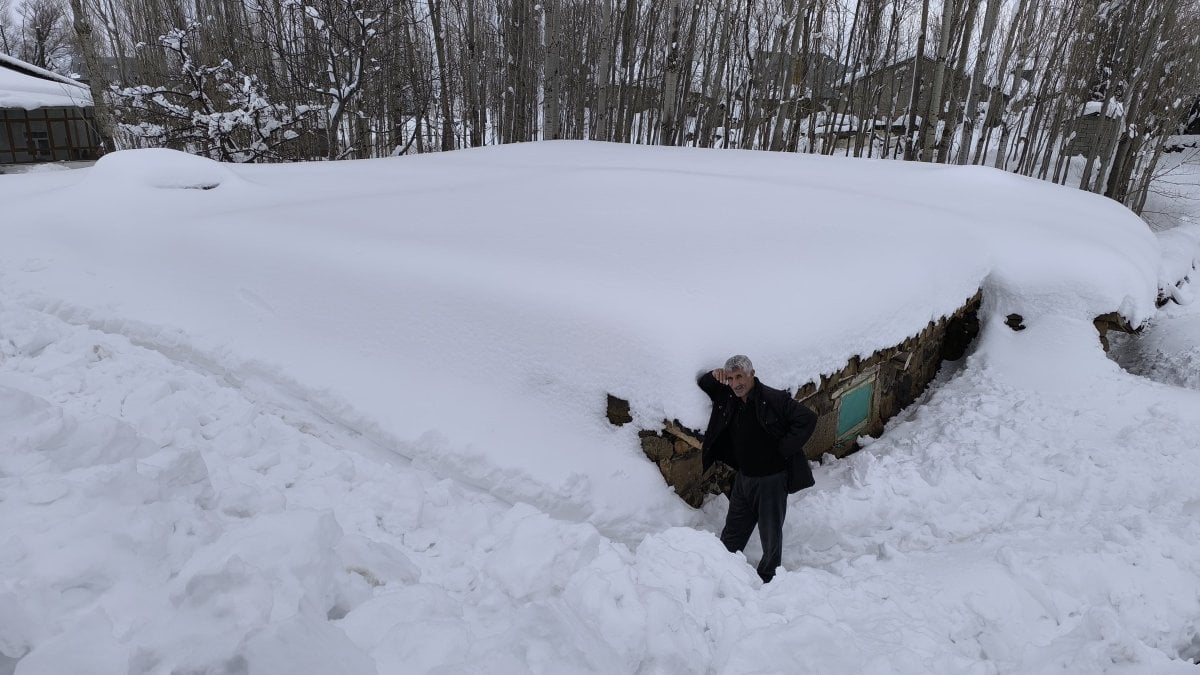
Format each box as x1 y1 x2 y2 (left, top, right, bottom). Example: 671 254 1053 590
4 142 1200 674
0 142 1161 534
0 54 91 109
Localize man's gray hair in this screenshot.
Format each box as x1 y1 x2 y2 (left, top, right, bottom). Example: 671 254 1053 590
724 355 754 372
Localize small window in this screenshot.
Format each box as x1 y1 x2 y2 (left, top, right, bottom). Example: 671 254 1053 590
836 376 875 441
28 130 50 154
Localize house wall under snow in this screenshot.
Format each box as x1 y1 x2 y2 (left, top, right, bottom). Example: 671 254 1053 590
610 291 983 508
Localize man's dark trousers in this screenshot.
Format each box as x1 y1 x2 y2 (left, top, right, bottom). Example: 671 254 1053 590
720 471 788 583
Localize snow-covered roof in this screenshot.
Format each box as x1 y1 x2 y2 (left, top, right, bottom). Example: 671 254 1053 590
0 142 1162 536
1081 98 1125 119
0 52 92 110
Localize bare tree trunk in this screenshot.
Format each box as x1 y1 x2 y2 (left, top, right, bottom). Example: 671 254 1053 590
974 0 1031 164
828 0 865 156
1103 0 1180 201
674 0 704 144
956 0 1000 164
1077 1 1128 188
632 0 661 144
542 0 561 139
659 0 682 145
799 0 823 153
68 0 116 152
428 0 455 151
919 0 955 160
593 0 615 140
1033 101 1066 179
904 0 930 160
614 0 638 142
462 0 485 146
935 0 977 163
702 0 733 148
1129 140 1164 214
771 7 804 151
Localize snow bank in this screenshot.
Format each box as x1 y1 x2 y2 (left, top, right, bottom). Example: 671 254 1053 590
81 148 245 191
1157 223 1200 295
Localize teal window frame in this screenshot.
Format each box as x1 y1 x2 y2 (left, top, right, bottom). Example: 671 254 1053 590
835 373 876 442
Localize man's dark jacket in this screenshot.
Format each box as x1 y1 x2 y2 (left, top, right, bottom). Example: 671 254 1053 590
698 371 818 493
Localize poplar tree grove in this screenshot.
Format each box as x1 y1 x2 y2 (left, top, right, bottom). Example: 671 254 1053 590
4 0 1199 214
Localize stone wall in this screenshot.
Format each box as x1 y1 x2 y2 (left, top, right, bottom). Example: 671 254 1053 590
610 291 983 507
1094 311 1136 352
614 291 1159 506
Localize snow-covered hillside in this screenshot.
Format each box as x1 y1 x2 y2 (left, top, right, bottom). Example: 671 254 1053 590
1 142 1199 673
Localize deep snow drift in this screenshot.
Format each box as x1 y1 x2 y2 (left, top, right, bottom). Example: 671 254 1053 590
1 142 1199 674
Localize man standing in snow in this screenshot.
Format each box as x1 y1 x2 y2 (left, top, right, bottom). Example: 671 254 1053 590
698 355 818 583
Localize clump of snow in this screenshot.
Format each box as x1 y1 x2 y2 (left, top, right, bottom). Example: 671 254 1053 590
1082 98 1126 118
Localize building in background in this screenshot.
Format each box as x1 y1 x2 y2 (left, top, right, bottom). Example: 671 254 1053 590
1 53 102 165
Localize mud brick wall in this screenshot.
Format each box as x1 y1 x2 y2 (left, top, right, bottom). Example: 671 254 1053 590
610 291 983 507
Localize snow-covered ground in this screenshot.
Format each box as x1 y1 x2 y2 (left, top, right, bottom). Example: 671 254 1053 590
1 141 1199 674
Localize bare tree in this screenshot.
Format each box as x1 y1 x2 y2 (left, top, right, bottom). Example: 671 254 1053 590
44 0 1191 215
542 0 562 140
1 0 15 54
17 0 69 69
903 0 929 160
428 0 455 149
659 0 681 144
66 0 114 151
954 0 999 164
112 22 315 161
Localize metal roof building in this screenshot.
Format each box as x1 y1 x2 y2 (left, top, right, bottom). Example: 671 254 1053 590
1 53 102 165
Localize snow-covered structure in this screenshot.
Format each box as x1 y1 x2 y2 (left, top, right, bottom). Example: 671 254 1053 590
0 53 102 165
632 293 985 505
3 144 1200 674
1063 98 1126 158
0 142 1163 527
